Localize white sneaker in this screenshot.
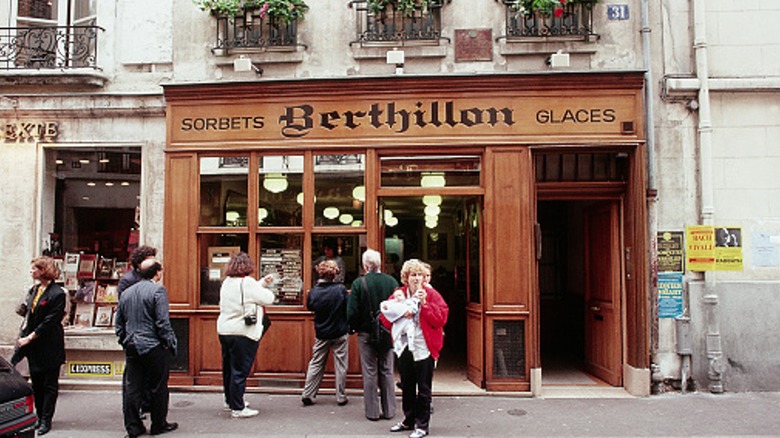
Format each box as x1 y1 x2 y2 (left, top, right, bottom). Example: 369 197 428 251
223 401 250 411
231 407 259 418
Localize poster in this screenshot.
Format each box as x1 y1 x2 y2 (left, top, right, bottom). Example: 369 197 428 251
752 232 779 267
657 231 684 272
685 225 715 271
714 227 743 271
658 273 684 318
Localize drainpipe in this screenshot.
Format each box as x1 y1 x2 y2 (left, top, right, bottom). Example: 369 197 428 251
640 0 659 385
692 0 724 393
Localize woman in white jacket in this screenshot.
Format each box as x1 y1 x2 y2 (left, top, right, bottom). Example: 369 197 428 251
217 252 275 418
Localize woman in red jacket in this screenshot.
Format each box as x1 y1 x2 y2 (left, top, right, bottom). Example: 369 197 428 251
388 259 448 438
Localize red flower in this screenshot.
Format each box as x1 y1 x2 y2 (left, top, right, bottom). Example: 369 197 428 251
554 7 564 17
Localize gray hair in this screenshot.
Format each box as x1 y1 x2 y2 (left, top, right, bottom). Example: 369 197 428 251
362 249 382 272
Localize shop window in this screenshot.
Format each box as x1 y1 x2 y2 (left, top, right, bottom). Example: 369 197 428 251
311 234 363 288
258 234 303 305
380 155 481 187
259 155 303 227
493 319 525 378
314 154 365 227
200 156 248 227
199 234 248 306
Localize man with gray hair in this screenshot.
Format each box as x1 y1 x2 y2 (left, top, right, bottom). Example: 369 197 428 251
347 249 399 421
115 258 178 437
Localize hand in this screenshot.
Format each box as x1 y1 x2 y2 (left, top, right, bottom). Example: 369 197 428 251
415 289 427 305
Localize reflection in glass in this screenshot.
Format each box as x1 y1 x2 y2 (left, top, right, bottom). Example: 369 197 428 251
259 234 303 305
199 234 248 305
200 156 248 227
380 155 481 187
315 154 365 227
259 155 303 226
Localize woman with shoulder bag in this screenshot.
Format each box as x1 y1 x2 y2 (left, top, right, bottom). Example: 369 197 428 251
216 252 275 419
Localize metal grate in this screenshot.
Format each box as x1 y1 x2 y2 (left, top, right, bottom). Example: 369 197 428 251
0 25 102 70
350 0 447 45
493 320 525 378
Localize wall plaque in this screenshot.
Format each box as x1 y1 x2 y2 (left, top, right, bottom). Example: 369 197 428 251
455 29 492 62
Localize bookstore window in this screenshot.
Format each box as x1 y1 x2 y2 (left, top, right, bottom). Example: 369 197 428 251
43 146 141 330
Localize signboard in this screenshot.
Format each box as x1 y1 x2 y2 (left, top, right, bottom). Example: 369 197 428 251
658 273 684 318
67 361 113 377
657 231 684 272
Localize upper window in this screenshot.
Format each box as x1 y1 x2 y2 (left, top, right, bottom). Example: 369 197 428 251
2 0 100 70
381 155 481 187
350 0 448 46
501 0 597 41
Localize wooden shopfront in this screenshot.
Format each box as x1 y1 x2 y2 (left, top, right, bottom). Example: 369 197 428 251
161 72 649 394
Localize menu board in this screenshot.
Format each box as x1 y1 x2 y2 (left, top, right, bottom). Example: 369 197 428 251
260 249 303 305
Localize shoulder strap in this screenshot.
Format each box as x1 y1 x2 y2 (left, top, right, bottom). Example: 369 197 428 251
361 275 378 315
239 277 245 306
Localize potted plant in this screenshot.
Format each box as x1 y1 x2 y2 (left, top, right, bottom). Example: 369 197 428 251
506 0 597 18
366 0 437 17
193 0 309 22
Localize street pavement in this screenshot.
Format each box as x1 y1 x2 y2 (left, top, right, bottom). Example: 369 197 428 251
42 389 780 437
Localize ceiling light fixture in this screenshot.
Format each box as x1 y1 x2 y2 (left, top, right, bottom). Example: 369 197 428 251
352 185 366 202
339 213 354 225
263 173 288 193
422 195 442 206
323 207 340 220
420 172 446 188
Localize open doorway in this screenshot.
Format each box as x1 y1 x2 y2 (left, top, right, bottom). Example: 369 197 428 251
381 195 481 391
538 200 623 387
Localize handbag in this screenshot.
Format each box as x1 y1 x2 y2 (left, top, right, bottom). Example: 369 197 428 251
240 279 257 326
362 277 392 351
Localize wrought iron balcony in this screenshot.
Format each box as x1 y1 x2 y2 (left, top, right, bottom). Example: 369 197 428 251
212 9 302 53
502 0 597 41
349 0 448 46
0 25 102 70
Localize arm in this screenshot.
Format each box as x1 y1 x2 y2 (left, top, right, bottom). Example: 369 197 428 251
154 287 178 355
246 276 276 306
114 301 126 346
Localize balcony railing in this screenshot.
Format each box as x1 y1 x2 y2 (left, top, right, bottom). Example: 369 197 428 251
349 0 448 46
503 1 596 41
213 9 302 53
0 25 102 70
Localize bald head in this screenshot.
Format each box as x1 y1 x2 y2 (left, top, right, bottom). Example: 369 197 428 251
139 258 163 280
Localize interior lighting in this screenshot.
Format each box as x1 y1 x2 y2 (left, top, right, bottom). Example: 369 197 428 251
352 185 366 202
121 181 130 186
99 158 110 163
105 182 114 187
339 213 354 225
323 207 340 220
420 172 446 188
263 173 288 193
55 159 64 165
385 216 398 227
351 220 363 227
297 192 304 205
258 208 269 223
384 209 394 221
425 218 438 229
225 211 240 223
422 195 442 206
424 205 441 216
86 182 96 187
79 159 90 164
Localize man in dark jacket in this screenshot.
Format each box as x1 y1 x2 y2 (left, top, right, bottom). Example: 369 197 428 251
115 258 178 437
301 260 350 406
346 249 399 421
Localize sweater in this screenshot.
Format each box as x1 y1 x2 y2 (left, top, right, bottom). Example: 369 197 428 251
217 276 276 341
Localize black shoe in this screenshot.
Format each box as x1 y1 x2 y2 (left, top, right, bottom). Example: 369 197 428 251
38 421 51 435
337 398 349 406
301 397 313 406
150 422 178 435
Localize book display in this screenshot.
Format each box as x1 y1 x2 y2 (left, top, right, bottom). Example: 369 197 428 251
60 252 125 329
260 248 303 305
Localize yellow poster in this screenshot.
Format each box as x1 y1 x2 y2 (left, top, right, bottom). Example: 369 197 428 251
686 225 715 271
714 227 743 271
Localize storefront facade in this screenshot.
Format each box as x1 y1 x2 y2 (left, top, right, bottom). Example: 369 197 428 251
162 72 650 395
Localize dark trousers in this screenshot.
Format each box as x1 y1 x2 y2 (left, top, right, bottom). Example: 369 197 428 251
30 367 60 425
397 348 435 432
123 344 170 436
219 335 259 410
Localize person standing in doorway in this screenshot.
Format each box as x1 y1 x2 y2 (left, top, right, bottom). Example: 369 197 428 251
347 249 399 421
301 260 350 407
313 238 346 284
115 258 178 437
389 259 448 438
217 252 276 418
13 256 67 436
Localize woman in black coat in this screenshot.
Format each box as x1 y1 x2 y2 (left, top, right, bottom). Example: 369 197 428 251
14 256 67 436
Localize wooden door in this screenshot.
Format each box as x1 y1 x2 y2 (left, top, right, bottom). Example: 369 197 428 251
583 202 622 386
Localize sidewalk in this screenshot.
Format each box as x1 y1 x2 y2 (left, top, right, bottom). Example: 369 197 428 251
43 389 780 437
